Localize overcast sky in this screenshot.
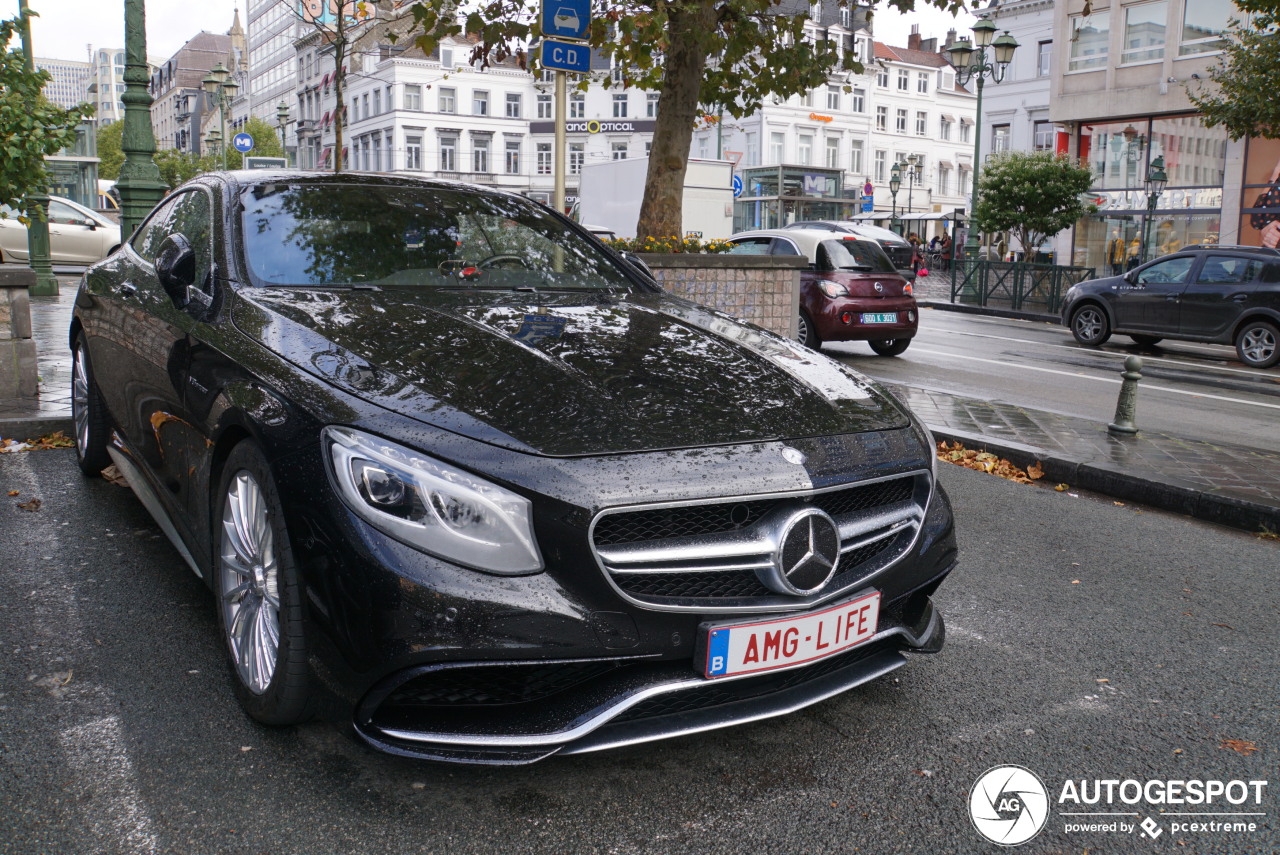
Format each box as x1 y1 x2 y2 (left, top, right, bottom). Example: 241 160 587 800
4 0 976 64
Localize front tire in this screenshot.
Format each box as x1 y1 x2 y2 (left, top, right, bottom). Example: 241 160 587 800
71 334 111 476
798 310 821 349
869 338 911 357
1070 304 1112 346
1235 320 1279 369
215 442 313 726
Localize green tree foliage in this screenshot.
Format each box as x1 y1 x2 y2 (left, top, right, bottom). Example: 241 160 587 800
1188 6 1280 140
407 0 961 240
0 13 94 210
972 151 1095 255
96 120 124 181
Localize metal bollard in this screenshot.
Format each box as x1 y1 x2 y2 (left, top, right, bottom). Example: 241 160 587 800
1107 355 1143 435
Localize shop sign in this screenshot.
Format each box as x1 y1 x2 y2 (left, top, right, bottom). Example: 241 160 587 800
1088 187 1223 211
808 113 834 123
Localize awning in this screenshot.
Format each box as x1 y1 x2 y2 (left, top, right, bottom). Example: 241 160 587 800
321 147 332 164
321 111 331 126
898 212 951 221
941 114 956 122
960 117 974 125
937 160 954 168
850 211 892 220
321 71 332 88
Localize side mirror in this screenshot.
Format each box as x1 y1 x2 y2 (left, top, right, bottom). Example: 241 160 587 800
618 250 655 282
155 233 195 305
82 218 97 230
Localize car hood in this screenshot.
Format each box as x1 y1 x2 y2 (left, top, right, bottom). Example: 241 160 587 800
232 288 909 457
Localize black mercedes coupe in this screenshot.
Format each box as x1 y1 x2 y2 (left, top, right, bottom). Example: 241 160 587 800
70 172 957 763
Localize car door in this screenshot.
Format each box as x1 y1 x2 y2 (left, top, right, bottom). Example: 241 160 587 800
0 205 28 261
1118 255 1196 332
1179 254 1264 340
47 199 101 263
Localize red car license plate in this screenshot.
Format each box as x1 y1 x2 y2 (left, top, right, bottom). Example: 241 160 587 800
700 592 880 679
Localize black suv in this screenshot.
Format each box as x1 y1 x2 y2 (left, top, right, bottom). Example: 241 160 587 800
1062 245 1280 368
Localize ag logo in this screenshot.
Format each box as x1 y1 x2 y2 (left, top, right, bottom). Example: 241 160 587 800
969 765 1050 846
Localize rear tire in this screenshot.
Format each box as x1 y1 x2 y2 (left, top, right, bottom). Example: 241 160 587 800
71 334 111 476
1129 334 1163 347
798 310 821 349
214 441 314 726
1070 304 1111 346
1235 320 1279 369
869 338 911 357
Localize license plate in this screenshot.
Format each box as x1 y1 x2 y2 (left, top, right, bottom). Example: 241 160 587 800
861 312 897 324
700 592 881 679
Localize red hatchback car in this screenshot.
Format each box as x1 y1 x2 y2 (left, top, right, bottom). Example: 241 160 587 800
726 228 919 355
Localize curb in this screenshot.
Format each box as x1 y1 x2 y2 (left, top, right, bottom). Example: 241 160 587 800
930 425 1280 534
919 299 1060 325
0 415 74 442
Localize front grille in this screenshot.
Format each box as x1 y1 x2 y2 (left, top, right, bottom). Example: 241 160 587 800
592 472 927 611
383 661 623 708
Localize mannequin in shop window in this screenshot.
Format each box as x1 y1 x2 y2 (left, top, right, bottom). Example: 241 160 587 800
1156 220 1181 257
1127 236 1142 270
1107 227 1127 276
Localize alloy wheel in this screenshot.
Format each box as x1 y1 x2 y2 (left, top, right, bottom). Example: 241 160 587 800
72 347 90 454
1238 324 1277 368
219 470 281 695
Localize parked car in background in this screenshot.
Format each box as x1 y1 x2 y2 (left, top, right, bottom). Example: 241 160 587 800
70 171 957 764
783 220 918 277
0 195 121 264
726 228 919 354
1061 245 1280 369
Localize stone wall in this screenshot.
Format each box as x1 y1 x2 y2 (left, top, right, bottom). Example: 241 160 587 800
638 254 805 340
0 268 38 399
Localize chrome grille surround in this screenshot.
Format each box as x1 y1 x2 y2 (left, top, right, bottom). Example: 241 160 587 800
589 469 931 613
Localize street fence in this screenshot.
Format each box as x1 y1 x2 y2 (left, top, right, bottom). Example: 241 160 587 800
949 260 1097 315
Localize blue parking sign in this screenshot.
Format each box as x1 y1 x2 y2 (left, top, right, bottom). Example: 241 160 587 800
541 0 590 40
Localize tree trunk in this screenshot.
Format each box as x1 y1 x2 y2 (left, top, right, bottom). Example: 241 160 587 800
333 13 346 173
635 0 717 241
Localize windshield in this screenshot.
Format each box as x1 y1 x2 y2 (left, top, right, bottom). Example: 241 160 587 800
818 238 897 273
239 182 636 290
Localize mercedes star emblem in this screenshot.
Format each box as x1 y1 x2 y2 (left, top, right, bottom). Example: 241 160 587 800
757 508 841 596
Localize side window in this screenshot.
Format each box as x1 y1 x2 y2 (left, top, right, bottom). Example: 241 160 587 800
726 238 772 255
1195 255 1262 285
48 200 86 225
769 239 802 257
1135 256 1194 285
130 195 183 262
168 190 214 288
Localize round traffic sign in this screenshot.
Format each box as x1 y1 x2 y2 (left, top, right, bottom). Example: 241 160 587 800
232 132 255 153
732 174 744 198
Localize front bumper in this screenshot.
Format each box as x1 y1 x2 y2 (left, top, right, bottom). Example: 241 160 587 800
354 586 948 764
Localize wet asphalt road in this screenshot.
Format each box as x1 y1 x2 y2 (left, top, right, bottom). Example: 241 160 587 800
0 449 1275 855
826 311 1280 450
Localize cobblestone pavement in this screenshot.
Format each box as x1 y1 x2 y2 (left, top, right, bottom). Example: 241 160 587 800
1 267 1276 529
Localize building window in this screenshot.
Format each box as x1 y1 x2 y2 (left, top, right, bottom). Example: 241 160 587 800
404 84 421 111
874 149 886 182
611 141 628 160
770 131 784 163
440 47 454 69
897 69 909 90
1033 121 1054 151
440 135 457 170
506 92 521 118
536 142 552 175
1123 1 1167 64
647 93 659 117
473 137 490 172
372 88 381 115
612 93 628 117
917 72 928 93
569 92 584 118
439 87 455 113
405 134 422 170
1181 0 1231 55
569 142 584 174
1037 40 1052 77
876 105 888 131
916 111 927 135
537 92 551 118
505 139 520 174
797 133 813 165
850 87 865 112
360 94 369 120
876 67 888 87
826 85 840 110
644 141 651 156
937 166 950 195
896 108 907 133
1069 12 1110 70
940 117 952 140
473 91 489 116
850 139 863 174
992 124 1011 152
825 136 839 168
960 119 972 143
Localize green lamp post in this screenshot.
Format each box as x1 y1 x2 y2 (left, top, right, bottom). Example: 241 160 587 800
16 0 56 295
277 101 290 164
889 162 902 236
202 64 239 171
116 0 168 239
1140 155 1168 265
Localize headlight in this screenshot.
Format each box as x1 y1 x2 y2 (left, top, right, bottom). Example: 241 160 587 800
818 280 849 298
324 427 543 574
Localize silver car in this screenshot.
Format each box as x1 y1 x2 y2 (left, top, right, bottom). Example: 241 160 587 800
0 195 122 265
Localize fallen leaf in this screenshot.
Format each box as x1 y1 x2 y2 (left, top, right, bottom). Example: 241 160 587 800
935 441 1042 484
1210 623 1235 630
1072 580 1080 584
1220 739 1259 756
1096 678 1110 683
6 490 17 496
16 498 41 511
24 431 74 450
240 746 253 752
1113 501 1125 506
1026 461 1044 480
1256 525 1280 542
1055 483 1069 492
100 465 129 487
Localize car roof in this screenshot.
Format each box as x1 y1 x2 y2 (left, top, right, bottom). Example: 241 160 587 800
786 220 909 244
728 228 873 260
1173 244 1280 257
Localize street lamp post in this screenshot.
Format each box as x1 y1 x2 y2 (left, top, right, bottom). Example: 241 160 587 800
16 0 57 295
276 101 290 165
901 153 920 236
201 63 238 170
889 162 902 235
945 19 1019 260
1140 155 1168 265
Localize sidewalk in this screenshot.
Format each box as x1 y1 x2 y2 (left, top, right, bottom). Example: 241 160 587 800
1 271 1277 532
